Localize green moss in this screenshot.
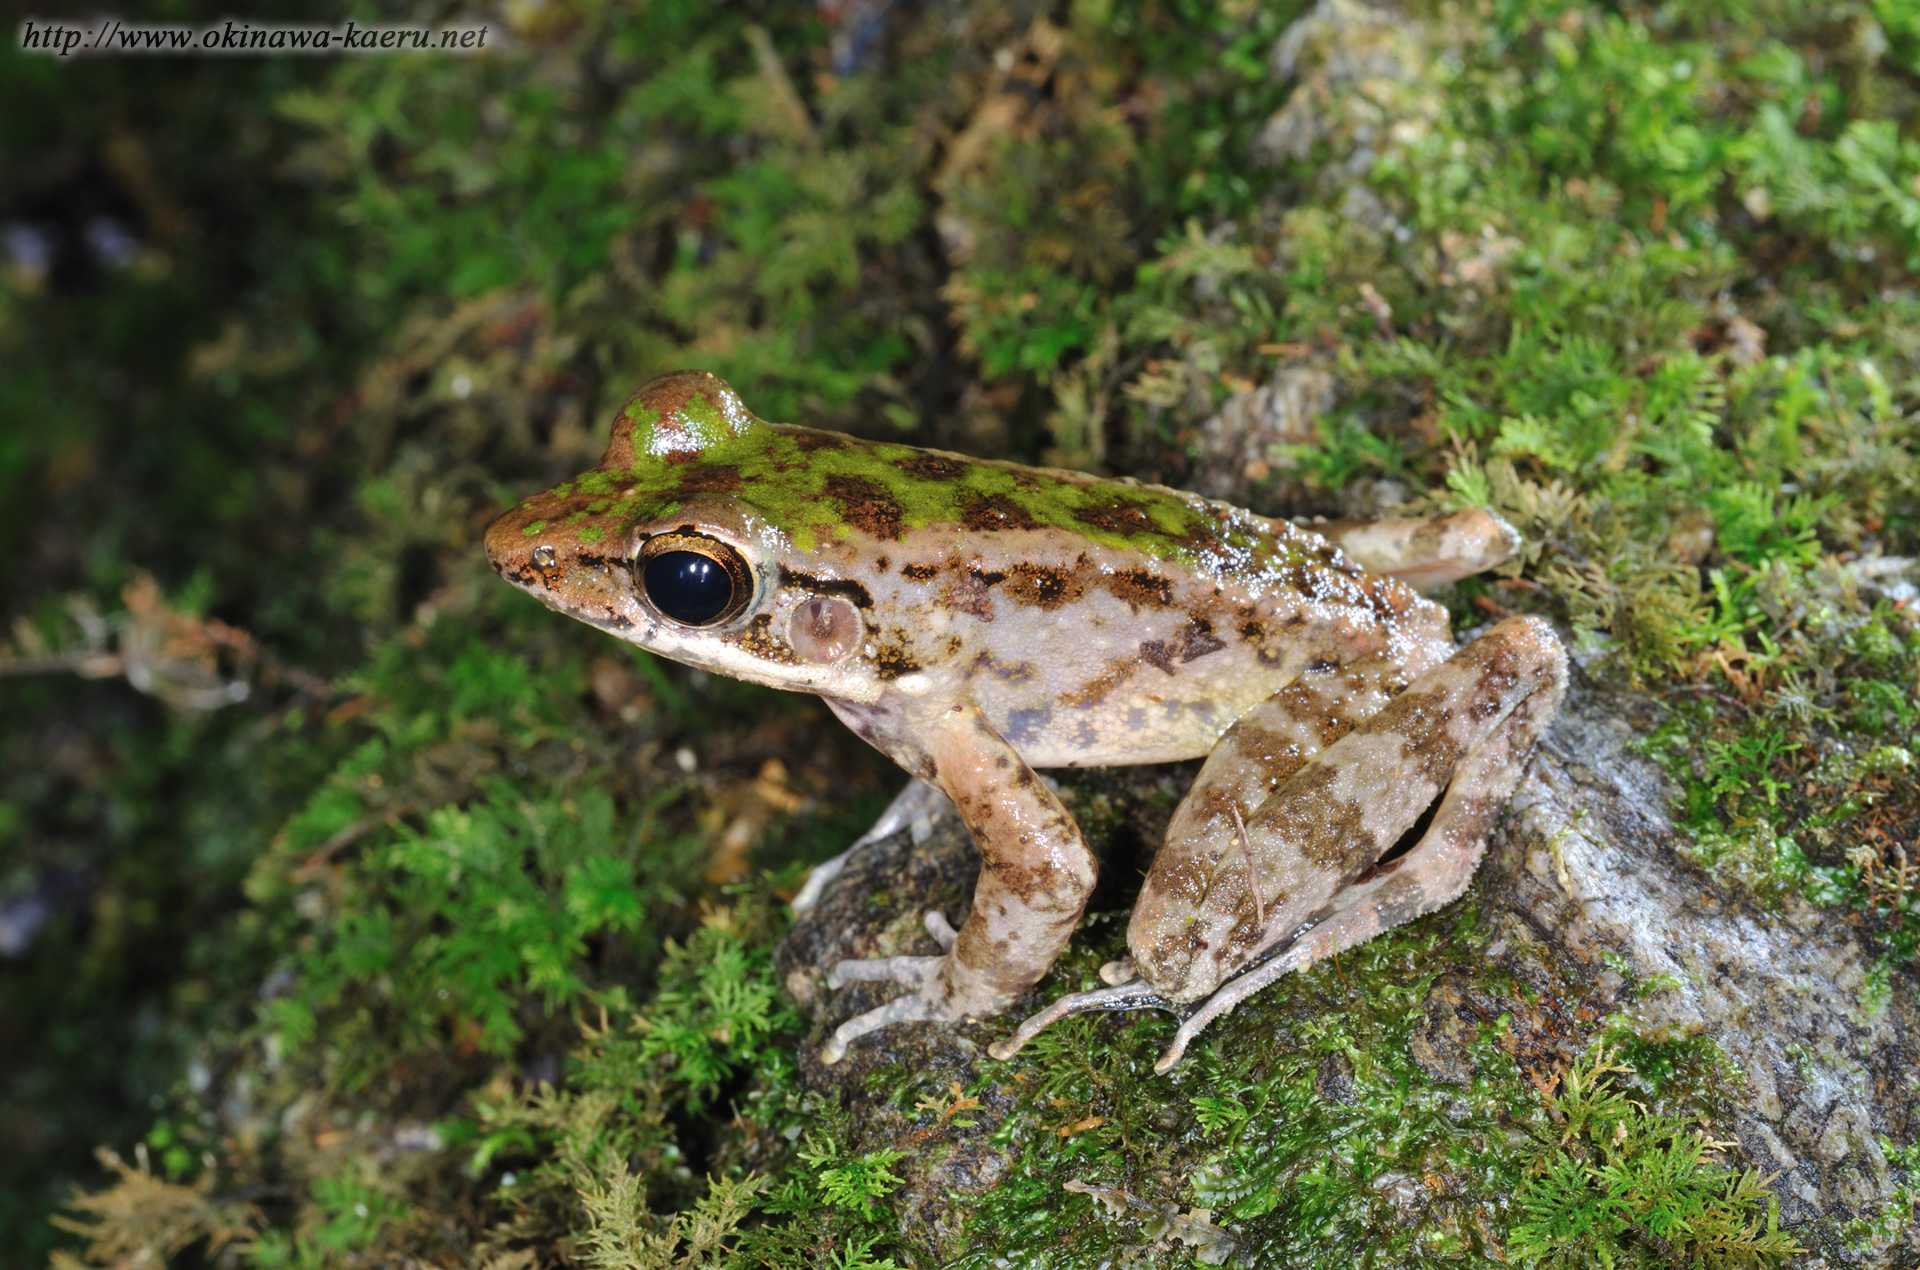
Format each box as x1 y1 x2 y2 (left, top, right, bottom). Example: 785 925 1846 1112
1508 1042 1801 1268
941 903 1532 1266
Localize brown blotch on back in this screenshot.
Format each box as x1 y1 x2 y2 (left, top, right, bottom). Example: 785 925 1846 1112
1237 617 1293 666
960 490 1039 532
1073 494 1174 538
792 430 850 453
825 474 906 541
900 561 941 582
1004 559 1087 611
674 464 744 495
1176 618 1227 662
873 630 922 680
1104 567 1174 610
896 454 968 482
968 651 1036 684
1139 640 1176 675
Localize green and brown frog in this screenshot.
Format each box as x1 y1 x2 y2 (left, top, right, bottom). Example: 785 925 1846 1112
485 371 1566 1072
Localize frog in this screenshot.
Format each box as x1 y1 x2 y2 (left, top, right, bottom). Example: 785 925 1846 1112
484 370 1567 1073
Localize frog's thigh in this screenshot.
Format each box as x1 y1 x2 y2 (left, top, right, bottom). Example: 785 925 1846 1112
1153 616 1565 1070
1315 509 1522 591
819 701 1095 1064
1127 650 1412 980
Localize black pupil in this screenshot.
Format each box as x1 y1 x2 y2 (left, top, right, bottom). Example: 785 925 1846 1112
643 550 735 625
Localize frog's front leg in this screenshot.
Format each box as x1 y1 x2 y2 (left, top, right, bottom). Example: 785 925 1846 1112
817 700 1096 1065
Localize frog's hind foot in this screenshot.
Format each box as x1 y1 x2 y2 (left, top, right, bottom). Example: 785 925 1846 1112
987 979 1172 1061
1151 948 1306 1074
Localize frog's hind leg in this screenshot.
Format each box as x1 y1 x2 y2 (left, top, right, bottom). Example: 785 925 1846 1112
989 651 1417 1060
791 779 952 915
1148 616 1566 1073
1311 508 1522 591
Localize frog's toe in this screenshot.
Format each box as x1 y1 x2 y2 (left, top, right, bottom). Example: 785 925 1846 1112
791 783 954 916
789 850 853 916
988 980 1170 1061
1153 947 1306 1073
921 908 959 949
827 952 944 990
819 975 966 1065
825 912 957 993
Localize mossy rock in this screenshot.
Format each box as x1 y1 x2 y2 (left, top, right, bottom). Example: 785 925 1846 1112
780 664 1920 1266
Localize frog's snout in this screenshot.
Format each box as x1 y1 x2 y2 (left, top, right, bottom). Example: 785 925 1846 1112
482 502 548 586
483 500 636 625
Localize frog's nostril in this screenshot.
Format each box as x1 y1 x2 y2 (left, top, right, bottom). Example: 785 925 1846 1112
532 546 557 569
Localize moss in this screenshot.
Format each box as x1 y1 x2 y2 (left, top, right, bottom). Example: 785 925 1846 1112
1507 1042 1801 1268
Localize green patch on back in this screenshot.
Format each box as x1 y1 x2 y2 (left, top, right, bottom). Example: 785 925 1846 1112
555 403 1297 567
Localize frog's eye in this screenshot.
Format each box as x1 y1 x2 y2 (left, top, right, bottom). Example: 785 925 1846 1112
636 533 752 627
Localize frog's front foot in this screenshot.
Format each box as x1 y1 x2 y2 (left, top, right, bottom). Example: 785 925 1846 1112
816 701 1098 1065
819 911 968 1065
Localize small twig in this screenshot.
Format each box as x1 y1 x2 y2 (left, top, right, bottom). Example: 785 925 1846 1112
295 801 422 877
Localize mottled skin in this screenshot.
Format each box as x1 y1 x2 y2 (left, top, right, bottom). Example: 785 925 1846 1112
485 371 1568 1071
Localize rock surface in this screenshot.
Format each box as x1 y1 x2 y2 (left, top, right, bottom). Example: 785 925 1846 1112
776 668 1920 1266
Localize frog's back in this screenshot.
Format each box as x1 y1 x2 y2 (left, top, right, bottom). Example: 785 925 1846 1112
832 499 1447 767
768 438 1451 768
488 370 1451 767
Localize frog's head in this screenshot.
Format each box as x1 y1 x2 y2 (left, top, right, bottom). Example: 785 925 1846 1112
484 371 887 703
